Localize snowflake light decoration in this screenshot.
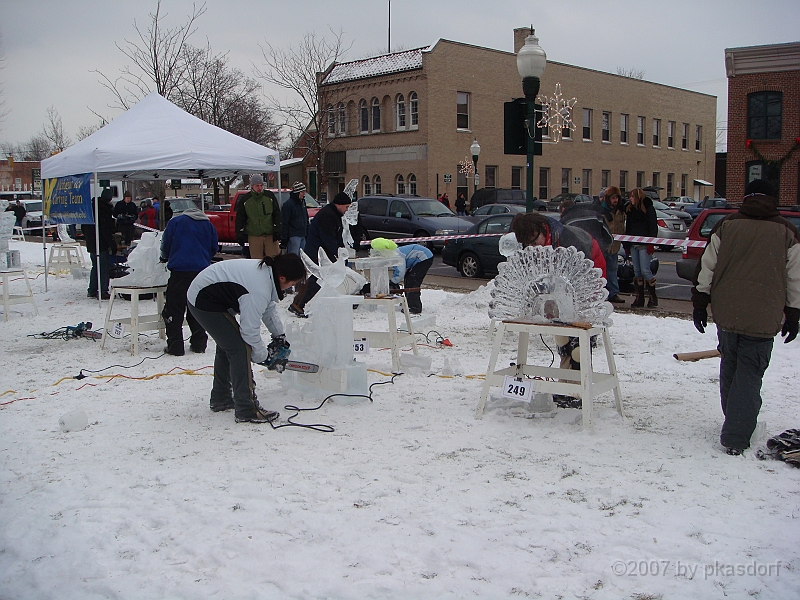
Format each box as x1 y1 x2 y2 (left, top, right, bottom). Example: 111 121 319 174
536 83 577 143
458 157 475 177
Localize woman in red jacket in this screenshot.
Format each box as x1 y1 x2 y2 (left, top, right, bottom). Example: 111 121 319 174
138 199 158 230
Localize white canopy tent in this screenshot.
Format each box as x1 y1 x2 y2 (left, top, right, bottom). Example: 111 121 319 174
41 92 281 299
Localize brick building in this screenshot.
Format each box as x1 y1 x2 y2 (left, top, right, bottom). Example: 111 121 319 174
308 28 717 204
725 41 800 205
0 159 41 194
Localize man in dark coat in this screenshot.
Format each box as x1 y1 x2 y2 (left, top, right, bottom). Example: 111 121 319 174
281 181 309 256
81 188 116 299
112 190 139 245
6 200 27 227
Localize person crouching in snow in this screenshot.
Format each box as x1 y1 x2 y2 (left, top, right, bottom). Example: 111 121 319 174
388 241 433 314
187 254 306 423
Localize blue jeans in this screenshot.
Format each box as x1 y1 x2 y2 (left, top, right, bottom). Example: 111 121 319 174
630 245 653 280
287 236 306 256
603 250 620 296
88 250 110 296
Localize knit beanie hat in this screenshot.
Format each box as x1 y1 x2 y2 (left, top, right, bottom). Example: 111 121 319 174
744 178 776 198
292 181 306 193
250 174 264 186
333 191 352 205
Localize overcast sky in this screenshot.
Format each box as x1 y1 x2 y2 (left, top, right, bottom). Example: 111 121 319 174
2 0 799 152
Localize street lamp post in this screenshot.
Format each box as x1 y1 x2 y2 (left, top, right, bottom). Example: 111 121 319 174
516 28 547 213
470 138 481 209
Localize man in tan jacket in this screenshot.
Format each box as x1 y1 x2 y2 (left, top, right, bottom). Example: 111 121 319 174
692 179 800 455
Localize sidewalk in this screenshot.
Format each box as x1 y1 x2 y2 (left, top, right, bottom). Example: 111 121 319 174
424 274 693 319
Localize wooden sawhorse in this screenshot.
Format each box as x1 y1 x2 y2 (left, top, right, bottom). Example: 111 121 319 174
1 268 38 321
476 320 624 429
101 284 167 355
354 295 418 373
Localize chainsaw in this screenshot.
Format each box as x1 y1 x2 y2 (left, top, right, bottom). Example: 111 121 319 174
261 336 319 374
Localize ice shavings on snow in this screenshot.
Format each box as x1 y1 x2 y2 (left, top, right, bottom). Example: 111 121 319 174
1 240 799 599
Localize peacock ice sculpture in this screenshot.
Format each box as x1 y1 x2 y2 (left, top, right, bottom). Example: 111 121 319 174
489 244 613 325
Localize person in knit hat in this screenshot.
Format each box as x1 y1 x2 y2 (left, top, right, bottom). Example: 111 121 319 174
281 181 309 256
234 174 282 260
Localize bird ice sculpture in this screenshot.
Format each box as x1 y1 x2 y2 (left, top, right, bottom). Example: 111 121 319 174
299 247 349 296
489 245 612 324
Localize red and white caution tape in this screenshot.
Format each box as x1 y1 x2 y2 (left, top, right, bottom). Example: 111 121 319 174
612 234 706 248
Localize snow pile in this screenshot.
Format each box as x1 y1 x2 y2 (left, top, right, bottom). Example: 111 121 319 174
1 240 799 599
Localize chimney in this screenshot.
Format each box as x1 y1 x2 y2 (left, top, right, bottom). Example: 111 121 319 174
514 27 533 54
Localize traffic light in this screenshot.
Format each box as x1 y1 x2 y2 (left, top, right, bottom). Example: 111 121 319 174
504 98 542 156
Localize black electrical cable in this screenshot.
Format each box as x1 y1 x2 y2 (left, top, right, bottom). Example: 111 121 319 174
74 353 167 379
269 372 403 432
540 334 556 368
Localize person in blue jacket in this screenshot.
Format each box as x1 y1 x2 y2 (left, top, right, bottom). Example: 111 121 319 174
160 206 219 355
391 243 433 314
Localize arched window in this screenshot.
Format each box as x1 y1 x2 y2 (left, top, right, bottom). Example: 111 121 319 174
408 173 417 195
396 94 406 130
327 104 335 136
359 100 369 133
371 98 381 132
409 92 418 129
396 174 405 195
373 175 382 195
363 175 371 196
337 102 346 135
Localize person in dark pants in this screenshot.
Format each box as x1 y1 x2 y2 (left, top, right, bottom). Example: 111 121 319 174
6 200 26 227
187 254 306 423
391 243 434 314
281 181 310 256
692 179 800 455
81 188 116 300
113 191 139 246
160 206 218 355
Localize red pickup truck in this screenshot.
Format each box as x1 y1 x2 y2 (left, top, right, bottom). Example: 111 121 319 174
205 189 322 243
676 207 800 281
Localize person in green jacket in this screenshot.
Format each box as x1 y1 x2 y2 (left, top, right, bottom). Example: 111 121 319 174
235 174 282 259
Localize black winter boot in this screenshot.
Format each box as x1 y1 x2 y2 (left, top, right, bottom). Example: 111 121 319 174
646 278 658 308
631 278 645 308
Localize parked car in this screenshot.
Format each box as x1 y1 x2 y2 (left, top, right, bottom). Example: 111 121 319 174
685 197 730 219
676 207 800 281
20 199 44 234
469 188 546 212
654 209 687 250
642 186 664 202
166 197 201 215
545 192 593 211
441 214 514 277
466 203 528 224
652 199 693 228
357 195 474 249
663 196 696 209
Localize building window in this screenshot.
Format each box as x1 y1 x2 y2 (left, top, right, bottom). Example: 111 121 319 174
602 112 610 142
408 173 417 195
680 173 687 196
582 108 592 140
511 166 522 190
396 94 406 130
371 98 381 132
652 172 660 189
396 174 405 195
637 116 645 145
363 175 371 196
667 121 675 148
538 105 549 138
636 171 645 188
619 171 628 195
582 169 592 195
748 91 782 140
561 168 571 194
485 166 497 188
337 103 346 135
538 167 549 200
373 174 381 195
457 92 470 130
360 100 369 133
601 170 610 189
620 114 628 144
652 118 660 147
667 173 674 196
746 160 780 196
682 123 689 150
327 104 336 137
409 92 418 128
695 125 702 151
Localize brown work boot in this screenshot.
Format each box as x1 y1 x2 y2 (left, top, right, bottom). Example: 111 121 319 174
646 278 658 308
631 278 645 308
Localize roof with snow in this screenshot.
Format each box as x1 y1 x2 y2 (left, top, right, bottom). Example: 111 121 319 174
321 47 429 85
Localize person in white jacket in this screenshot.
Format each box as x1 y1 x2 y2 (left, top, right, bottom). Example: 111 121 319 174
188 254 306 423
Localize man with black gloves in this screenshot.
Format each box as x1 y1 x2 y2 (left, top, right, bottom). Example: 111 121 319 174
81 188 116 300
281 181 309 255
160 205 218 355
692 179 800 455
113 191 139 245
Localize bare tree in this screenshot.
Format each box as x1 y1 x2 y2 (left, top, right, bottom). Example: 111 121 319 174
617 66 645 80
76 119 107 141
41 106 72 152
95 0 206 109
255 30 352 197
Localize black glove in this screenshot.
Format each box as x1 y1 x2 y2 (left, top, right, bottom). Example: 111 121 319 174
269 334 290 351
693 307 707 334
783 307 799 344
279 239 288 250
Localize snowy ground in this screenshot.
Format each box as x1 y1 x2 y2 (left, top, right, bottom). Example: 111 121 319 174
1 240 799 599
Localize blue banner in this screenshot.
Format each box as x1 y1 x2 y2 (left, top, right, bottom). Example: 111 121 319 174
43 174 94 224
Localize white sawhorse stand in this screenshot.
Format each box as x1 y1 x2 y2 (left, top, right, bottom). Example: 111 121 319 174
354 295 419 372
476 320 624 429
101 285 167 356
48 225 86 276
1 269 38 321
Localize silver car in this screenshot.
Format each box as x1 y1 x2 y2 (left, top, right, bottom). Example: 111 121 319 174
655 209 687 251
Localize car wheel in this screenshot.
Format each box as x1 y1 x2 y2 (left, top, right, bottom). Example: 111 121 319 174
414 230 434 251
458 251 483 278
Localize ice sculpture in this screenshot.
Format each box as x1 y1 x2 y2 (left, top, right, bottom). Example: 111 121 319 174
341 178 360 254
350 244 404 298
282 246 367 396
489 245 612 325
0 212 14 253
113 232 169 287
498 232 523 257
